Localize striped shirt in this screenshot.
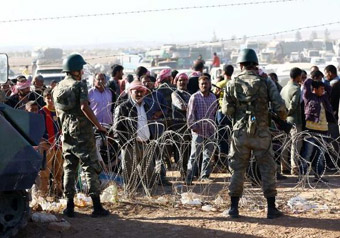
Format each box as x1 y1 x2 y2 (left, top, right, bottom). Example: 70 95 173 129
187 91 218 138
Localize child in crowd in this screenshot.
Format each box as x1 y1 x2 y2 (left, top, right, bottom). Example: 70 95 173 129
38 89 63 196
25 100 39 113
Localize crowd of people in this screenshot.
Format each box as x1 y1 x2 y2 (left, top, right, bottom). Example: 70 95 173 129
0 49 339 219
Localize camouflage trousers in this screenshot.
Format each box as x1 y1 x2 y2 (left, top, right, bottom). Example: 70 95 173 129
62 132 102 199
228 127 277 198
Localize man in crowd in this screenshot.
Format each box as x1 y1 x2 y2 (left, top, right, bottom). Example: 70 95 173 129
53 53 109 218
32 75 46 94
141 74 167 120
156 69 175 178
141 74 171 186
31 75 46 107
280 67 303 175
316 66 339 169
108 64 124 104
186 75 218 185
0 80 12 98
325 65 340 137
268 73 282 92
136 66 148 80
212 52 220 68
223 48 287 219
214 65 233 164
187 60 204 94
310 65 319 76
6 79 37 109
301 70 307 86
113 80 156 193
171 73 191 179
22 65 29 76
88 73 113 125
171 70 178 81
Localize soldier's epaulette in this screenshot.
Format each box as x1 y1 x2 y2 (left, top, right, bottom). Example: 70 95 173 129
233 72 245 81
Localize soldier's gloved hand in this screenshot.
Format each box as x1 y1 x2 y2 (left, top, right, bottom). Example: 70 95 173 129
97 125 108 134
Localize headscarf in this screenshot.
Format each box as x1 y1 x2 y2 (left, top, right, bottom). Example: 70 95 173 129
128 80 148 93
16 80 31 90
156 68 172 84
189 71 201 78
173 73 188 85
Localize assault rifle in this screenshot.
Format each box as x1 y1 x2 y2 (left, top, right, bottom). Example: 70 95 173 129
269 111 293 134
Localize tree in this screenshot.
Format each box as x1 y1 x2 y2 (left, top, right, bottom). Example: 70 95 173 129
310 31 318 40
295 31 302 41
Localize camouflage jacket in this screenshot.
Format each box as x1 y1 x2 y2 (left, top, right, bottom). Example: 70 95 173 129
52 75 93 138
222 69 287 131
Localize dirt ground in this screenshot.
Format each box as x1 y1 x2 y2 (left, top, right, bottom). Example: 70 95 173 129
7 56 340 237
15 174 340 238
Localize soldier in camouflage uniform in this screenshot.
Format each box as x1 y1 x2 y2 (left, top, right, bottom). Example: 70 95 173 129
222 49 287 219
53 54 109 218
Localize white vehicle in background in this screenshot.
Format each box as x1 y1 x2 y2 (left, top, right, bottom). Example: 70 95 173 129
34 66 63 76
310 57 326 66
40 73 65 87
34 66 65 87
276 62 313 87
289 52 302 62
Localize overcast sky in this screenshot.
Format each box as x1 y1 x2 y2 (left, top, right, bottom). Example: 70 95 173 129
0 0 339 49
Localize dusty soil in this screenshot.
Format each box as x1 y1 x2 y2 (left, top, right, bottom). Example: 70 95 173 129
15 174 340 238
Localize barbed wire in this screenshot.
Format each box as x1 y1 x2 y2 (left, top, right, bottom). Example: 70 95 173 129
85 20 340 61
191 20 340 45
9 20 338 67
0 0 301 24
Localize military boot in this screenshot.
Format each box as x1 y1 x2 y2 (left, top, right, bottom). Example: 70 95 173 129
63 198 75 217
267 197 283 219
91 195 110 218
228 197 240 218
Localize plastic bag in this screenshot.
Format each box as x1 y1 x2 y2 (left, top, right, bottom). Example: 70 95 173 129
32 213 58 223
100 184 118 204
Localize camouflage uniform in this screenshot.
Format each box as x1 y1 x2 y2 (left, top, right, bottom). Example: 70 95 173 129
53 75 101 199
223 70 286 198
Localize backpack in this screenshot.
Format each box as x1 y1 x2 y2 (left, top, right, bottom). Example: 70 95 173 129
233 72 267 135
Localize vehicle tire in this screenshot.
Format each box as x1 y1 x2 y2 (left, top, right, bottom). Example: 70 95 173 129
0 190 30 238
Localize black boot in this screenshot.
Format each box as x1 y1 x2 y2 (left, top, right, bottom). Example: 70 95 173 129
63 198 75 217
91 195 110 218
228 197 240 218
276 172 287 180
267 197 283 219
